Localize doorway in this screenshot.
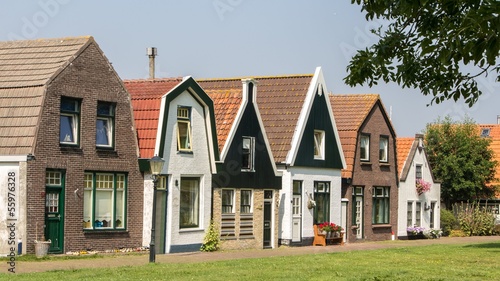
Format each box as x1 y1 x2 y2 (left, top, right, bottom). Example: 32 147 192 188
44 171 65 253
291 181 302 242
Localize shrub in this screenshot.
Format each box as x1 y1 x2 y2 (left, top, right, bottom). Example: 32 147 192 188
454 202 495 236
449 229 467 237
200 220 220 252
440 208 458 236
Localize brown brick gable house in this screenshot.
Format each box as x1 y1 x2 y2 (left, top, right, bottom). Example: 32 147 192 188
330 94 398 242
0 37 143 254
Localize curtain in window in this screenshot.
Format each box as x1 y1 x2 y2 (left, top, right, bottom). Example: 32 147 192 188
180 178 199 228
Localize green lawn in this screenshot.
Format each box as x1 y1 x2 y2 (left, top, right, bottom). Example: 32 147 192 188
3 242 500 280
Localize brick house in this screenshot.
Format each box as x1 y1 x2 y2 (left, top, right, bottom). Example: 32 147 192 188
396 134 441 238
0 36 143 255
125 77 219 253
198 78 282 250
330 94 398 242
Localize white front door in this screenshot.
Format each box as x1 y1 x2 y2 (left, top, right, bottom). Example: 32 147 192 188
292 194 302 242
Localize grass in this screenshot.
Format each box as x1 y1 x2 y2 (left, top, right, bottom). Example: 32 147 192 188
3 242 500 280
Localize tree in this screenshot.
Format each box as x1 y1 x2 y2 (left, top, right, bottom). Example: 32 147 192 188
345 0 500 107
424 116 498 208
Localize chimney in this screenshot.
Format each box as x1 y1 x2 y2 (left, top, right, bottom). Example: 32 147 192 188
497 115 500 125
147 47 157 79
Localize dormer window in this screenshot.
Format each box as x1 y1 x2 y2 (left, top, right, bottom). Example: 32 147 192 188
177 106 192 152
481 128 490 138
314 130 325 160
242 136 255 171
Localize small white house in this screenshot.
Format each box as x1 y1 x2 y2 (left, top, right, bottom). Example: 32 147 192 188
397 134 441 238
125 77 219 253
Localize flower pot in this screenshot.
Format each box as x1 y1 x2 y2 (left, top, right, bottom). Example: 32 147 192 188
34 240 51 258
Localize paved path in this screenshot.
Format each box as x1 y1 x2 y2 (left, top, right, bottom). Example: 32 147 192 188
13 236 500 274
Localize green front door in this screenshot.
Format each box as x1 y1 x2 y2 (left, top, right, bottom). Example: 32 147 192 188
45 171 65 253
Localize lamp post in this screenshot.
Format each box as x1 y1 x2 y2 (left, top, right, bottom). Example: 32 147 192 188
148 155 165 263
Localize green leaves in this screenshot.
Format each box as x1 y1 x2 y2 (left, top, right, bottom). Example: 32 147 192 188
424 116 498 207
346 0 500 107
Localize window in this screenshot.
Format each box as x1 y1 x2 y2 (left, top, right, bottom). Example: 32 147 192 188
222 189 234 213
430 202 436 228
314 130 325 159
83 172 126 230
415 164 422 180
379 136 388 162
407 201 413 227
60 97 80 145
372 186 389 224
177 106 192 151
240 190 252 213
314 181 330 224
242 137 255 171
415 202 421 226
180 177 199 228
360 134 370 161
96 102 115 148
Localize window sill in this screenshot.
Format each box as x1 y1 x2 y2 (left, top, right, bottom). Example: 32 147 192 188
179 228 203 233
241 169 255 173
177 150 193 155
96 149 118 157
360 162 372 166
379 163 391 167
60 146 83 154
372 224 391 229
83 229 128 234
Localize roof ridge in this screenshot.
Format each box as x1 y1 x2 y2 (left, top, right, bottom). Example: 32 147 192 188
197 73 314 82
0 36 92 44
123 77 183 83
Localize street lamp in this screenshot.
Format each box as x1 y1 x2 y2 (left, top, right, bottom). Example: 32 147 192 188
148 155 165 263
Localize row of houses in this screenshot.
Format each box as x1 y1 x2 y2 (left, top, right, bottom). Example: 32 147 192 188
0 36 447 255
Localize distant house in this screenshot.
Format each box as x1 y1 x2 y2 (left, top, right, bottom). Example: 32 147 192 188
0 37 143 255
198 78 283 250
396 134 441 238
125 77 219 253
330 94 398 242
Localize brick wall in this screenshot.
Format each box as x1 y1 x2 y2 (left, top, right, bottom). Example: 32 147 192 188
25 42 143 253
344 103 398 243
213 188 279 250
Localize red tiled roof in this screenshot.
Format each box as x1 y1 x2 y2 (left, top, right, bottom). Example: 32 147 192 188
199 74 313 162
478 124 500 192
329 94 380 178
124 78 183 159
396 137 414 178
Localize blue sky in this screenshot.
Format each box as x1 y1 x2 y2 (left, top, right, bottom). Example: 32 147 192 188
2 0 499 136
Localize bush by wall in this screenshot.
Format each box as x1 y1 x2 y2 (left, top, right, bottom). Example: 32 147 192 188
453 202 495 236
440 208 459 236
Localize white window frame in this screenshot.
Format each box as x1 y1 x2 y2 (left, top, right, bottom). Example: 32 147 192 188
177 106 192 152
379 136 389 162
96 102 115 148
222 189 235 214
360 134 370 161
240 190 253 214
314 130 325 160
241 136 255 171
372 186 390 224
407 201 413 227
60 97 80 145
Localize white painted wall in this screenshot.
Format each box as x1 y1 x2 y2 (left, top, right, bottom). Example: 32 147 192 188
0 161 27 256
143 90 214 253
397 148 441 236
279 166 342 241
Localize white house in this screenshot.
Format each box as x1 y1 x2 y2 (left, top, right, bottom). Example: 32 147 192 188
397 134 441 238
125 77 219 253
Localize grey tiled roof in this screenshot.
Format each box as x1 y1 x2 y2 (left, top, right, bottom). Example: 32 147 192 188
0 36 91 155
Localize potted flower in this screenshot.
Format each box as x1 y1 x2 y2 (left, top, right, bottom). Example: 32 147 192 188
406 226 426 239
330 223 343 237
318 222 334 234
416 178 431 195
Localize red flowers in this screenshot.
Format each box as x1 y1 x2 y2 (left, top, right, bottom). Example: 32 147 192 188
318 222 343 233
